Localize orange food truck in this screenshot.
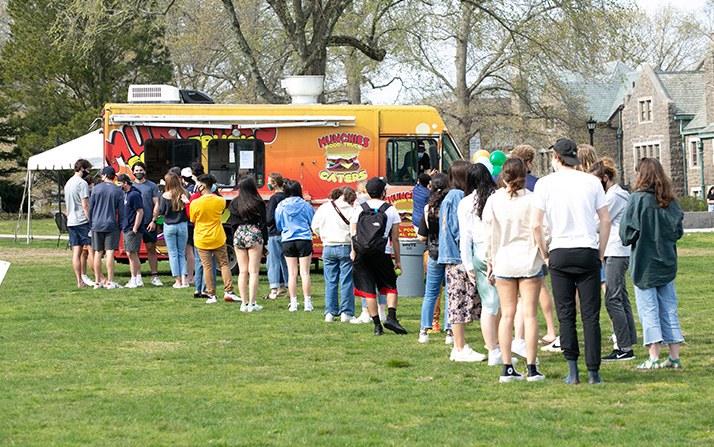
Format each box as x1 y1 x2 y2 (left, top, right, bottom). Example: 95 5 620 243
104 85 465 271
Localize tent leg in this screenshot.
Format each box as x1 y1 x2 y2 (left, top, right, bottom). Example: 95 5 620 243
57 170 62 215
27 170 31 244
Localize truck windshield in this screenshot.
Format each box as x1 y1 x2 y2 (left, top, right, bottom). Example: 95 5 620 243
143 139 201 183
441 131 464 169
207 138 265 187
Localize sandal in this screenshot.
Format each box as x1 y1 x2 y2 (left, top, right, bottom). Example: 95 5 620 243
662 357 682 369
538 337 556 345
636 358 661 370
262 290 279 300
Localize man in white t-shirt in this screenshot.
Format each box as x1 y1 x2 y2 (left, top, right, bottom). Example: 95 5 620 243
65 159 93 288
532 138 611 385
350 177 406 336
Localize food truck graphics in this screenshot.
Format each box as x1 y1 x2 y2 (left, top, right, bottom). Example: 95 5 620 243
101 102 464 267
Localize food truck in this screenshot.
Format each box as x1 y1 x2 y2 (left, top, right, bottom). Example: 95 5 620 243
104 84 464 270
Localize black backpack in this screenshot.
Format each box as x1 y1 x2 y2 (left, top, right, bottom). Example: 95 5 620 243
352 202 392 256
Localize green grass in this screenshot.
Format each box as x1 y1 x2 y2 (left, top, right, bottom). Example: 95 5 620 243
1 235 714 446
0 217 58 237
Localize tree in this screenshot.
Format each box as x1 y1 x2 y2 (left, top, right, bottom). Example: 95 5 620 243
0 0 172 158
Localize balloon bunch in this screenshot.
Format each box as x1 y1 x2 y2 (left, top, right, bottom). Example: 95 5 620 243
471 150 507 175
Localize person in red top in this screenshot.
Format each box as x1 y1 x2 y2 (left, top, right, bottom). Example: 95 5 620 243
189 174 238 304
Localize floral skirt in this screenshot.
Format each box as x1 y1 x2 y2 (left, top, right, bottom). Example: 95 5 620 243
446 264 481 325
233 224 264 249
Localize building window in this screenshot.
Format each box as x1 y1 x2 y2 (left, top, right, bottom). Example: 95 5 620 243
691 186 701 198
639 99 652 123
634 142 660 163
691 140 699 168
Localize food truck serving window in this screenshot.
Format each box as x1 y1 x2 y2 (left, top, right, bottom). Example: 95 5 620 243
207 139 265 187
386 138 437 185
143 139 201 183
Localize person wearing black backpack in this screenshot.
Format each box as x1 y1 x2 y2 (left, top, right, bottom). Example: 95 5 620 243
350 177 407 335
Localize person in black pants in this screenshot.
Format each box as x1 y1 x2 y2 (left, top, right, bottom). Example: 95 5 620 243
532 139 611 385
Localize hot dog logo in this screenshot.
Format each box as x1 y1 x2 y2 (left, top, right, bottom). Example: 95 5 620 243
318 132 370 183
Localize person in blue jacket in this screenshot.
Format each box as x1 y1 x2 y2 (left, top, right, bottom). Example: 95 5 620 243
275 179 316 312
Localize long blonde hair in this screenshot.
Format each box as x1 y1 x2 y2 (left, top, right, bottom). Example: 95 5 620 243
576 144 597 172
165 172 188 211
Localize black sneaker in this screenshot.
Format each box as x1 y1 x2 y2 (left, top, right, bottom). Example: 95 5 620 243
383 318 407 334
374 324 384 336
602 349 635 361
499 365 524 383
527 369 546 382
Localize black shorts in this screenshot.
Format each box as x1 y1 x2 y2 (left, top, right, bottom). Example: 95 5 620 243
282 239 313 258
143 228 158 244
353 252 397 299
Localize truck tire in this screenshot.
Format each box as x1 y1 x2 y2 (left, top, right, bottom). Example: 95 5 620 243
226 245 239 275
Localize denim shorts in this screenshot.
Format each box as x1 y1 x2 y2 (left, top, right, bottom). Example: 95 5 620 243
494 268 545 281
68 223 91 247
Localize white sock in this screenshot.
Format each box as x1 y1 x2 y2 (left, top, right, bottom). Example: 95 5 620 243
290 297 298 304
304 296 312 302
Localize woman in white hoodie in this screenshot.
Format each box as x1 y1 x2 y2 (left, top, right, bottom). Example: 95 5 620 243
589 158 637 361
311 186 357 322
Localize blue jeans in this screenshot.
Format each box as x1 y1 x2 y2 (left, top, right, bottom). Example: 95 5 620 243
420 258 450 331
164 222 188 277
194 245 217 294
267 235 288 289
322 245 355 316
634 280 684 346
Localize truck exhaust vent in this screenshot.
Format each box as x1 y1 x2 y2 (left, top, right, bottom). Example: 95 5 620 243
128 85 181 104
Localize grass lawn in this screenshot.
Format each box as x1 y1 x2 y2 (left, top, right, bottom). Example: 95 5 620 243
1 233 713 446
0 217 59 237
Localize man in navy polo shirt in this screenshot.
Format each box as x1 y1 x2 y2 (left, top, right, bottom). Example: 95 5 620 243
117 174 146 289
131 161 163 286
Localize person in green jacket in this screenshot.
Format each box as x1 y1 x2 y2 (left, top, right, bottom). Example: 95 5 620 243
619 158 684 370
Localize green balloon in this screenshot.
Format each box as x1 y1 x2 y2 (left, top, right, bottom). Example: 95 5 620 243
490 150 507 166
492 165 502 176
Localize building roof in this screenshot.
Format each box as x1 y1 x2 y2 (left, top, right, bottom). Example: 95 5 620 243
566 61 639 122
656 71 706 115
683 102 707 133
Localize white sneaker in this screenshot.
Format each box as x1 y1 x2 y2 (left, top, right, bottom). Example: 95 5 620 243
125 278 138 289
93 282 104 289
105 282 123 289
240 303 249 312
224 292 240 302
205 296 217 304
325 314 335 322
450 345 485 362
418 331 429 343
249 304 263 312
304 298 314 312
288 301 299 312
135 278 144 287
541 336 562 352
488 348 503 366
150 276 163 286
350 310 371 324
173 283 183 289
445 333 454 345
340 313 355 322
512 338 527 358
81 275 94 287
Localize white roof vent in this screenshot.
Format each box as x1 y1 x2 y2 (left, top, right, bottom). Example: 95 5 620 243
128 85 181 104
281 76 324 104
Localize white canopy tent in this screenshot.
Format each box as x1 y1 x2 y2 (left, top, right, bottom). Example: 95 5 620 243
23 130 104 242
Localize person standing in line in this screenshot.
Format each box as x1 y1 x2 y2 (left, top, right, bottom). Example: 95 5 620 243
350 179 388 323
312 186 357 322
116 174 145 289
181 166 195 285
532 139 610 385
483 158 545 382
439 160 485 362
706 186 714 212
412 173 431 233
89 166 125 289
228 176 268 312
620 158 684 370
350 177 406 335
416 173 449 343
275 180 316 312
264 172 289 300
190 174 239 304
159 172 190 289
131 162 163 286
510 145 558 348
65 159 94 288
459 163 503 365
588 158 637 361
186 162 216 298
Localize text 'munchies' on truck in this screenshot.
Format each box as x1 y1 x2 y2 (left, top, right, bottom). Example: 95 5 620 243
102 82 464 272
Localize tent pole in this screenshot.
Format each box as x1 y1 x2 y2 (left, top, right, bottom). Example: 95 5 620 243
26 170 31 244
57 170 62 215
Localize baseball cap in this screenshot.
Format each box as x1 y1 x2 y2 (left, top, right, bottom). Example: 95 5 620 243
116 174 132 184
365 177 387 198
553 139 581 166
181 167 192 178
101 166 116 176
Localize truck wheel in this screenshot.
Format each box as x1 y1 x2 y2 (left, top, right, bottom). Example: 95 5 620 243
226 245 239 275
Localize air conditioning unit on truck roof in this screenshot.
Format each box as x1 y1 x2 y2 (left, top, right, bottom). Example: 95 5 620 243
128 85 181 104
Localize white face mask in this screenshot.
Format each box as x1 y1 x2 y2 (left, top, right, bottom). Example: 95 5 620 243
551 159 559 172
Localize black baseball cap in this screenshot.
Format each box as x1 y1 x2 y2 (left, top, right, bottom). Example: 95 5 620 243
366 177 387 198
553 139 581 166
101 166 116 176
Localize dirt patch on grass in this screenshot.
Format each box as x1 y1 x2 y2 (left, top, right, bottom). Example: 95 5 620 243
0 244 69 264
678 248 714 256
120 341 182 354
